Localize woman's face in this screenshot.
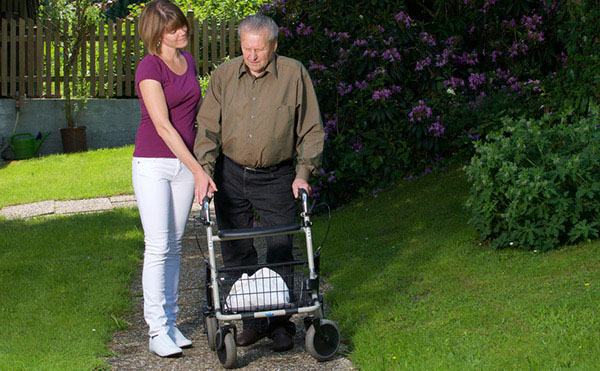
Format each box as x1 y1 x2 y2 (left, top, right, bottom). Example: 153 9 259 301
160 26 188 50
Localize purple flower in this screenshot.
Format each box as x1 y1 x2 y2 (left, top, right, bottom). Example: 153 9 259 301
327 171 336 183
308 60 327 71
372 89 393 102
382 48 401 62
362 50 378 58
383 37 395 46
427 116 445 137
490 50 503 62
337 82 354 96
296 23 313 35
408 100 433 122
444 77 465 89
366 68 385 80
353 39 368 47
391 85 402 93
279 26 293 38
468 73 486 90
507 77 521 92
420 32 436 46
351 135 363 153
395 11 412 27
354 80 368 90
415 57 431 71
455 51 479 65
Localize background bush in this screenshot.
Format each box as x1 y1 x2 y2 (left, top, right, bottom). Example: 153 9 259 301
464 108 600 251
262 0 568 205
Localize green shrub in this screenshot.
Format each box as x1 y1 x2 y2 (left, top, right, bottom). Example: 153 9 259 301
465 108 600 251
262 0 565 205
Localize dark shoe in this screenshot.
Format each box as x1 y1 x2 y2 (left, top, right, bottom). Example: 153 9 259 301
271 326 293 352
236 327 268 346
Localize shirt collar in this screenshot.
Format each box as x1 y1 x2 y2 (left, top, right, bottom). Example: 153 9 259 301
238 54 279 79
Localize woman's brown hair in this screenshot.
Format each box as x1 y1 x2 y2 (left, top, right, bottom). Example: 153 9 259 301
138 0 189 55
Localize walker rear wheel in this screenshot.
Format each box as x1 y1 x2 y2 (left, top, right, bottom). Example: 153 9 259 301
204 316 217 350
305 319 340 361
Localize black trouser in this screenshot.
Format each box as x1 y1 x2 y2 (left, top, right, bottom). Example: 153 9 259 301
214 155 296 335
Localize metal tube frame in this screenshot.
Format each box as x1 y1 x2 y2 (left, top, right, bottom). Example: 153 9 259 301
202 192 321 322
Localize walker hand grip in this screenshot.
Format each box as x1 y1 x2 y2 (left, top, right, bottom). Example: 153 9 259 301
298 188 308 199
201 196 212 224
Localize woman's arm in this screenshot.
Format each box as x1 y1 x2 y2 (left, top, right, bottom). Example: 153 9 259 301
139 79 217 200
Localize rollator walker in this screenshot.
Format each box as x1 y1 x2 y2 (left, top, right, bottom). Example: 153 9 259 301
196 189 340 368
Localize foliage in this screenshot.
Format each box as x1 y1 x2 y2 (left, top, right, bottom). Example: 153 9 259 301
464 108 600 251
126 0 267 20
261 0 566 205
39 0 108 127
541 0 600 116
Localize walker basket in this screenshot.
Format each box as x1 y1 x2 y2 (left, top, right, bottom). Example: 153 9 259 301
215 259 316 314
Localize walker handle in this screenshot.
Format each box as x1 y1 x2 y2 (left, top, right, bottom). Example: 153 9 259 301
201 196 212 224
298 188 309 214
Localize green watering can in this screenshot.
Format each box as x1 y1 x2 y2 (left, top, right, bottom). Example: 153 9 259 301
9 132 50 160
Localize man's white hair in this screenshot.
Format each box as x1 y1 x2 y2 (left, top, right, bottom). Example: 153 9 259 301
238 15 279 42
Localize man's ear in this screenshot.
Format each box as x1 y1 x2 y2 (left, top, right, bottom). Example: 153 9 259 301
273 39 278 52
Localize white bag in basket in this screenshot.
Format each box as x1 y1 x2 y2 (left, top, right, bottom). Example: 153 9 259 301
225 267 291 312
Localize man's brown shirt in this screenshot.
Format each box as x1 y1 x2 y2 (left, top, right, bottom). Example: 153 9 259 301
193 54 325 182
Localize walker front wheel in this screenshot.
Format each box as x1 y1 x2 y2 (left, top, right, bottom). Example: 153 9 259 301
216 329 236 369
305 319 340 361
204 316 217 350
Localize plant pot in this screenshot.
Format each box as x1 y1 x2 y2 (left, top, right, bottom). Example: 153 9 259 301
60 126 87 153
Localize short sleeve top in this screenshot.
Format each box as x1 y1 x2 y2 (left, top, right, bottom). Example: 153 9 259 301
133 51 201 158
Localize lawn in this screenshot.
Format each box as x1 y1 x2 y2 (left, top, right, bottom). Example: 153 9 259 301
314 166 600 369
1 147 599 369
0 209 143 369
0 145 134 209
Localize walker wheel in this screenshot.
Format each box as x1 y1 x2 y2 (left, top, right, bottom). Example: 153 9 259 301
216 329 237 369
305 319 340 361
204 316 217 350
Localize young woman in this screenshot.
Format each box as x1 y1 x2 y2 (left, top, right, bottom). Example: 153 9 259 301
133 0 216 357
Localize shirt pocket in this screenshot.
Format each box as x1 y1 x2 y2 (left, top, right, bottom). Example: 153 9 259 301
271 105 294 139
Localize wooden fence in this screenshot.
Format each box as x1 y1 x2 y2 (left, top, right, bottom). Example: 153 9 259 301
0 15 239 98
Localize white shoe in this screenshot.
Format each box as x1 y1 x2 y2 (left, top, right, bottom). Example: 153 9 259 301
149 333 183 357
168 326 193 348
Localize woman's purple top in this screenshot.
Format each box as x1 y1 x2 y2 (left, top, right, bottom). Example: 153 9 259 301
133 51 201 158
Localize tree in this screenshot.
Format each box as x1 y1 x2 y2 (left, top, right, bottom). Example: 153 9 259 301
40 0 107 128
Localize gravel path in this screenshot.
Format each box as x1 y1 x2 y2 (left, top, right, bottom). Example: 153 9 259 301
106 209 354 370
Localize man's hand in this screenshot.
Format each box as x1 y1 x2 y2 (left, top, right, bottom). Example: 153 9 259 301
194 169 218 202
292 178 311 199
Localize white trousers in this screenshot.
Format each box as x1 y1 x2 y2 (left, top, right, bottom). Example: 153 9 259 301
132 157 195 337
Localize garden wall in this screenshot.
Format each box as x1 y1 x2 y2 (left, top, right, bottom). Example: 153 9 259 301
0 98 140 157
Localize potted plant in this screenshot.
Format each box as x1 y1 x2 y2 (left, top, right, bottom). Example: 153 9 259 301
40 0 107 153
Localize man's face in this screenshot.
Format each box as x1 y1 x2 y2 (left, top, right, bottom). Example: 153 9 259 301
240 28 277 77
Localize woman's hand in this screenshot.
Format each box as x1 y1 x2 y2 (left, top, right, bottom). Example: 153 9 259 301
194 169 218 202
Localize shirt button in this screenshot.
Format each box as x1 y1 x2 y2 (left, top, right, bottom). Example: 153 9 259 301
250 115 255 119
248 134 253 138
252 97 256 101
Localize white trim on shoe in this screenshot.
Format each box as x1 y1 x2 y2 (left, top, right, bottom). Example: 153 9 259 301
168 326 193 348
149 333 183 357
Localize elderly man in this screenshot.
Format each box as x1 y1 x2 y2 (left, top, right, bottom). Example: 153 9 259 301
193 15 324 352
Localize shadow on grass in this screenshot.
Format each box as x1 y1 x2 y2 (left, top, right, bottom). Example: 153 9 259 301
0 208 144 369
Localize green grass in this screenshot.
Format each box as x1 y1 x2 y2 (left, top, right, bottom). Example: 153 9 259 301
313 166 600 369
0 145 134 209
0 209 143 370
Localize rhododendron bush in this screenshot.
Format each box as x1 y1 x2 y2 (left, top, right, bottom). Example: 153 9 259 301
261 0 595 205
